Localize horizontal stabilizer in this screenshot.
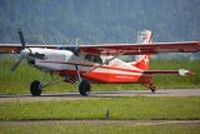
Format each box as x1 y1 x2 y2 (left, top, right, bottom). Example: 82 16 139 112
143 69 194 76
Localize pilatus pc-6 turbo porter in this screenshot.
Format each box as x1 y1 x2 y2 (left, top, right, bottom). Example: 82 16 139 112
0 30 200 96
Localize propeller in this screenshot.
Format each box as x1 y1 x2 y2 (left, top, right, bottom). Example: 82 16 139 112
10 29 27 72
10 56 24 72
10 29 47 72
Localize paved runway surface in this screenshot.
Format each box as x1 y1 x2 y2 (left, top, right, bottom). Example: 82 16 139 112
0 89 199 103
0 120 200 126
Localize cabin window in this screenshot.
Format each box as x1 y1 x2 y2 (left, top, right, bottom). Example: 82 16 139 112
84 54 102 64
118 55 136 62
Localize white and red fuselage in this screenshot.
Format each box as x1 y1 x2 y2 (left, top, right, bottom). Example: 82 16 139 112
26 47 151 84
25 30 153 85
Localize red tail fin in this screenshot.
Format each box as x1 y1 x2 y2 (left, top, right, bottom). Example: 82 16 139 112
134 55 150 70
132 30 153 70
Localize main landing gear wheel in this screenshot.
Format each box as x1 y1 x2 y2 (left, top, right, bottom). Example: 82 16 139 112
79 80 91 96
30 80 43 96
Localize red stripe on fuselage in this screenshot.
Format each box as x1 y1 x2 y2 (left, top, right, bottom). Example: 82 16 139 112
40 60 146 83
59 70 143 83
40 60 143 73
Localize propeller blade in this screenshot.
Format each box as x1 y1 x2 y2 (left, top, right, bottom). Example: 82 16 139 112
10 29 28 73
10 57 24 72
18 29 26 48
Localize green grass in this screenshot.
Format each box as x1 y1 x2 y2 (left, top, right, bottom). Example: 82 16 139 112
0 58 75 94
0 58 200 95
0 97 200 121
152 60 200 89
0 122 199 134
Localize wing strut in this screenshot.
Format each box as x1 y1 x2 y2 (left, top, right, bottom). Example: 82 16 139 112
75 64 82 82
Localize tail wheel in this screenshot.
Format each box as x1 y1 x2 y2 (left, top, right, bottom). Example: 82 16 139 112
79 80 90 96
150 85 156 93
30 80 43 96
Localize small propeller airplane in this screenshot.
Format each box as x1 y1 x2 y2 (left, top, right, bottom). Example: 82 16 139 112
0 29 200 96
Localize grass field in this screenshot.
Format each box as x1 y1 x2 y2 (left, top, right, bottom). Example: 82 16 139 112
0 58 200 95
0 121 199 134
1 97 200 121
1 96 200 134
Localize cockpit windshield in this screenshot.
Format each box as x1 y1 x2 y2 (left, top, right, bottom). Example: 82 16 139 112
84 54 103 64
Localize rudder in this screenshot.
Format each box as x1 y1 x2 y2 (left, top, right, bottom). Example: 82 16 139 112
132 30 153 70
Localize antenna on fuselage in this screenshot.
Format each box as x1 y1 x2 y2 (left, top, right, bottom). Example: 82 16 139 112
75 38 79 49
41 37 47 49
74 38 79 56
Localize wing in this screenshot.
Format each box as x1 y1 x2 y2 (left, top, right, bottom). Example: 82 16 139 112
0 43 59 54
1 41 200 55
0 44 22 54
79 41 200 55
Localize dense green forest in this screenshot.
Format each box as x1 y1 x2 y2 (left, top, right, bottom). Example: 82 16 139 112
0 0 199 44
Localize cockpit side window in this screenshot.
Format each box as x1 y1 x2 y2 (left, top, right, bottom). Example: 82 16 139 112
118 55 136 62
84 54 103 64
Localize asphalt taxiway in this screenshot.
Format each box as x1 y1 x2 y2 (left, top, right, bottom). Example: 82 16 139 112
0 89 199 103
1 120 199 126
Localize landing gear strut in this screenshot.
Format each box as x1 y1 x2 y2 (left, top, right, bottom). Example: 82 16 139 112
30 80 43 96
79 80 90 96
143 82 157 93
149 85 156 93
